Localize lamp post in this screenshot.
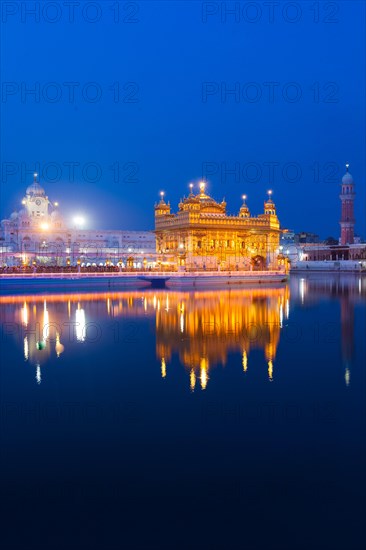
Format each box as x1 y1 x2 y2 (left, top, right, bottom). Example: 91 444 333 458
73 216 85 229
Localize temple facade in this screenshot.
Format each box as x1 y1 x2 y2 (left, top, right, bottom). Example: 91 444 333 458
154 182 283 271
0 174 156 267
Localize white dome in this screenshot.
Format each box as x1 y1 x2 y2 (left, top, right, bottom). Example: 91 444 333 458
342 171 354 185
10 211 18 220
26 181 46 197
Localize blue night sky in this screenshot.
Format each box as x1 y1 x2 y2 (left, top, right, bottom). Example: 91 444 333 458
1 0 365 238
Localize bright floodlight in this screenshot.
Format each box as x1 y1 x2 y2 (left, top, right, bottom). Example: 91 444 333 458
242 194 247 201
40 222 49 231
73 216 85 227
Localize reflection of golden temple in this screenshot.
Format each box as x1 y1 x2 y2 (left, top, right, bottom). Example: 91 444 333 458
268 360 273 382
154 287 289 388
190 369 196 392
2 278 361 388
242 350 248 372
1 287 289 387
161 357 166 378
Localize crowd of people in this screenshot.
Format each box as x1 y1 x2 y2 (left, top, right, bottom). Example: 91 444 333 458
0 265 154 274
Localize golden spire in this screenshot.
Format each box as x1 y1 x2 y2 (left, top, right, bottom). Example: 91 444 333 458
239 194 250 218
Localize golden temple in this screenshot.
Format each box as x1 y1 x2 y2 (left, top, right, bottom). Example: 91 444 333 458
154 182 284 271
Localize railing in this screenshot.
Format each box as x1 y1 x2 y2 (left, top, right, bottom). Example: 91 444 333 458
0 269 287 279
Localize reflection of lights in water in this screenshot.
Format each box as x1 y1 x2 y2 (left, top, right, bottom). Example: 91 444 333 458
43 301 49 342
300 279 305 304
107 298 111 315
190 369 196 392
24 336 29 361
2 287 288 388
268 360 273 381
36 364 41 385
242 350 247 372
200 358 209 390
279 304 283 328
55 332 64 357
75 306 86 342
359 279 361 295
161 358 166 378
21 302 28 326
286 299 290 319
345 368 350 386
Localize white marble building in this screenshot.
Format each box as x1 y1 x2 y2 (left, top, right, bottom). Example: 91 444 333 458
0 174 156 267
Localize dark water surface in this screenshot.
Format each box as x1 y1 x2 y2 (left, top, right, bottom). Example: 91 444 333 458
1 274 365 549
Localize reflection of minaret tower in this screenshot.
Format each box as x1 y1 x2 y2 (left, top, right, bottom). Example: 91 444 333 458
340 164 355 245
340 289 354 386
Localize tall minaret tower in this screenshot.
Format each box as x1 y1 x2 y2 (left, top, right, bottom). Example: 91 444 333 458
340 164 355 245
